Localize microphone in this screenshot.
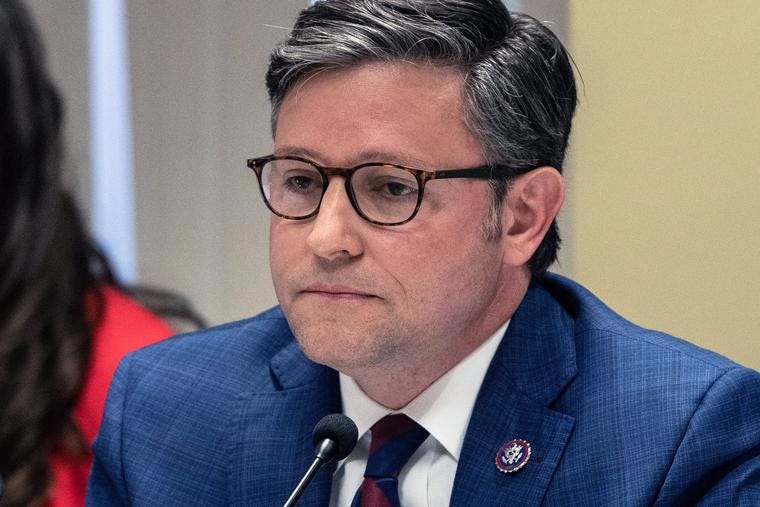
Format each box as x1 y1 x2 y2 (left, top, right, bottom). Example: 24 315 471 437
283 413 358 507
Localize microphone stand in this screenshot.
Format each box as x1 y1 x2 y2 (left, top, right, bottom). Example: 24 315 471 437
283 439 336 507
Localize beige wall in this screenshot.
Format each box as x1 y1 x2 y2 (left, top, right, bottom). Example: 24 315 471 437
27 1 306 325
25 0 90 208
568 2 760 369
130 1 305 324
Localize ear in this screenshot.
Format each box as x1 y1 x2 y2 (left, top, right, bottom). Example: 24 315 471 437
500 167 564 267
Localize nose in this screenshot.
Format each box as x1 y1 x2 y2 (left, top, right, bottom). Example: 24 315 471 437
305 177 364 261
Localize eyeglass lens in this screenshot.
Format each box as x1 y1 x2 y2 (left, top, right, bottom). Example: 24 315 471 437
261 159 421 224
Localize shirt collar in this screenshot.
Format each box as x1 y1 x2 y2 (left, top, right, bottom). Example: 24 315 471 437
339 319 509 461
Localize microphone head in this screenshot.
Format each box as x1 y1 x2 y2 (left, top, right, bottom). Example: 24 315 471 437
312 413 358 461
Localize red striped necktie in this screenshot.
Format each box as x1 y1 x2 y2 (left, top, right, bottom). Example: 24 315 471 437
351 414 430 507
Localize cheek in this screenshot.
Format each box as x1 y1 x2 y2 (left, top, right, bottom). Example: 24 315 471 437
269 222 283 271
270 218 305 254
269 221 303 292
381 226 489 305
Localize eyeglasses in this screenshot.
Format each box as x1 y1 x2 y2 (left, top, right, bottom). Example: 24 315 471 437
246 155 519 226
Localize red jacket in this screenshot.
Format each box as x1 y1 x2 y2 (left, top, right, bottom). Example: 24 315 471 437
48 286 173 506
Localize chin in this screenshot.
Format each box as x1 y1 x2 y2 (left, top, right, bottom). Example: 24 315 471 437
293 325 397 374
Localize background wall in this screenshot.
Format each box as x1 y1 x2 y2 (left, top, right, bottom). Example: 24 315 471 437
128 1 304 324
26 0 90 207
30 1 306 324
568 1 760 369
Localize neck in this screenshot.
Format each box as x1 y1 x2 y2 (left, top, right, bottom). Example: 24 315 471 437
354 360 460 410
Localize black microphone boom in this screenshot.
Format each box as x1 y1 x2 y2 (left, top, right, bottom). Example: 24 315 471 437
283 413 358 507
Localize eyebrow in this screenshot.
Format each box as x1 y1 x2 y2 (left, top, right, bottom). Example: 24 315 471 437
273 145 429 169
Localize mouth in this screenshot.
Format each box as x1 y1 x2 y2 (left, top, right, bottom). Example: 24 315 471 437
300 284 379 300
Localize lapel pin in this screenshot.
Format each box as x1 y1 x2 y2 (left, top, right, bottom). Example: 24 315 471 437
495 438 531 474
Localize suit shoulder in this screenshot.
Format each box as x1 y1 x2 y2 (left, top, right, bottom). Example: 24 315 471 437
536 275 760 504
541 273 746 376
91 307 298 504
124 306 294 395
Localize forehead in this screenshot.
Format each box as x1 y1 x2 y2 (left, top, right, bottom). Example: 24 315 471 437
273 62 485 169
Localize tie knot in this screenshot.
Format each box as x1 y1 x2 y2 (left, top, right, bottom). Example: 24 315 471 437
364 414 429 479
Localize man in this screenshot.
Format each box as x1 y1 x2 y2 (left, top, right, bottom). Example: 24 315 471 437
87 1 760 505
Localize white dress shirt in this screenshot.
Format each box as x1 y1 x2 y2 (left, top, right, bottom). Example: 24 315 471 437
329 319 509 506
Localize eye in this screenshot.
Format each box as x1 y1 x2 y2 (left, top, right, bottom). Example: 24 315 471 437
280 170 321 193
286 174 315 190
380 180 417 197
358 168 418 201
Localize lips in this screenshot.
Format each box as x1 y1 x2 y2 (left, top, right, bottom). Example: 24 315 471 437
301 283 378 299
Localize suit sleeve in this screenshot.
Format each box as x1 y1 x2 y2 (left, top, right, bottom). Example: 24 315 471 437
86 353 133 506
655 365 760 505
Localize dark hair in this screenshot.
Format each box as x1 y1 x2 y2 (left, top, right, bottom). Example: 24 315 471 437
0 4 206 502
266 0 577 273
0 1 101 505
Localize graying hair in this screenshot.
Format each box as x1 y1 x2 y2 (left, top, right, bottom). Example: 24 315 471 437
266 0 577 274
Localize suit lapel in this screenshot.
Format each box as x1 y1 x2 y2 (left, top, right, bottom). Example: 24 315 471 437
451 280 578 506
230 338 340 506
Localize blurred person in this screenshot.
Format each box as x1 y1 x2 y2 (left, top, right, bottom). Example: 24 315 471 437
89 1 760 505
0 1 201 505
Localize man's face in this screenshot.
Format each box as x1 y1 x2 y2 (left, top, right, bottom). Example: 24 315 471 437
269 62 517 379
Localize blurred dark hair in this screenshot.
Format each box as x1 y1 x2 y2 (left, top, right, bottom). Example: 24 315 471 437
267 0 577 273
0 1 98 504
0 1 204 505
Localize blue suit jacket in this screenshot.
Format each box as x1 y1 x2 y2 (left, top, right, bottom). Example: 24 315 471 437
87 274 760 505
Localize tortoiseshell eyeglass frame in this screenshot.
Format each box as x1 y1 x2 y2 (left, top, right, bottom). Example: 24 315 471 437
247 154 527 226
